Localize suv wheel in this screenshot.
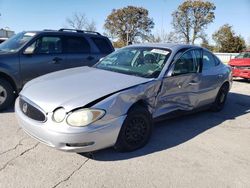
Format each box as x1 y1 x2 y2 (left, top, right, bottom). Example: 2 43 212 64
0 78 15 111
114 105 153 152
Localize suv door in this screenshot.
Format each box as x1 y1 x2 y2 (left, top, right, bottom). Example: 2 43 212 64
20 35 66 85
64 36 96 68
154 49 202 117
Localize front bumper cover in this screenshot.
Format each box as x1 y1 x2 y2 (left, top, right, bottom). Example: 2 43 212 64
15 97 126 153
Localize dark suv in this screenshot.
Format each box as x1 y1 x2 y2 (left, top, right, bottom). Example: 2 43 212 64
0 28 114 110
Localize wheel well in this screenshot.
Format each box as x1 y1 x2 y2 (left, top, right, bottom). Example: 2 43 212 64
0 72 17 93
128 100 151 114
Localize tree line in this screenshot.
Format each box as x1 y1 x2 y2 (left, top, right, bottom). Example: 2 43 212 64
66 0 248 52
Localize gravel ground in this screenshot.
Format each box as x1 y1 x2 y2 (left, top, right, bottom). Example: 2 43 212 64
0 79 249 188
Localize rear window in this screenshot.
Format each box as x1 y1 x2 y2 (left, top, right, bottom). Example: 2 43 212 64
202 50 218 71
65 36 90 53
91 37 113 54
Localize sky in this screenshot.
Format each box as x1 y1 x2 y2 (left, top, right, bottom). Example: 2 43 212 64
0 0 250 44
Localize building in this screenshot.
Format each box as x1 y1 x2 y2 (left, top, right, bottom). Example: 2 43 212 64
0 28 15 38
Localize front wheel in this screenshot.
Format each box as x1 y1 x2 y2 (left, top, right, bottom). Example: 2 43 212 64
0 78 15 111
115 105 153 152
210 84 229 112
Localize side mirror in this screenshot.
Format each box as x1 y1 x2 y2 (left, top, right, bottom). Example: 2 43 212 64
23 46 34 55
164 63 175 78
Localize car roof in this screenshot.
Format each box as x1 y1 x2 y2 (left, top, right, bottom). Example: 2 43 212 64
126 43 202 51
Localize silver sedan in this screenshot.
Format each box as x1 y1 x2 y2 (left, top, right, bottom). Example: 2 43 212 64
15 44 232 152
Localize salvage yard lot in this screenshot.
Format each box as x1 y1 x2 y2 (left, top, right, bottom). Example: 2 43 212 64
0 80 250 188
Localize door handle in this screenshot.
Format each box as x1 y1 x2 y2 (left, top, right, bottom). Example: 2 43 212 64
177 83 182 88
87 56 94 61
188 81 198 86
52 57 62 64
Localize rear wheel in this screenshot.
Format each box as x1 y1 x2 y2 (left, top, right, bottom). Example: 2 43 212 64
0 78 15 111
115 105 153 152
210 83 229 112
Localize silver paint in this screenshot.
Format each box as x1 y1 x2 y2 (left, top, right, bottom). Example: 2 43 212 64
15 43 232 152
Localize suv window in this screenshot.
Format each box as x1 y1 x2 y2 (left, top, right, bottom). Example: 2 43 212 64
65 36 90 53
172 50 199 76
30 36 62 54
202 51 217 70
91 37 113 53
213 55 221 66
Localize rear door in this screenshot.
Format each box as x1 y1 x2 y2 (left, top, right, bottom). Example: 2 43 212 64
154 48 202 117
20 35 66 85
64 36 96 68
199 50 222 106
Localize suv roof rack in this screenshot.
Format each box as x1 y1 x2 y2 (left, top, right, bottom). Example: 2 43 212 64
58 28 101 35
43 29 57 31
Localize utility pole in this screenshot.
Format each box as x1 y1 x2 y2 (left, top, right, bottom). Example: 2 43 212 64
126 30 129 46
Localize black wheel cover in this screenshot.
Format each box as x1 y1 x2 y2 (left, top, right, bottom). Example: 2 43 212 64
124 115 148 145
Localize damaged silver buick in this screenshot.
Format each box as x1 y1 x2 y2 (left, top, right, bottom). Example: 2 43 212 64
15 44 232 152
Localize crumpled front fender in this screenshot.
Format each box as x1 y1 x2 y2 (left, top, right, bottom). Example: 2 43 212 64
92 80 162 121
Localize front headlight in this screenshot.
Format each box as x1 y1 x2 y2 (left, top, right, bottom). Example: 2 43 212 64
66 108 105 127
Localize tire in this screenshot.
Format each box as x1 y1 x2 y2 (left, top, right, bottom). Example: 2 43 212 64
210 84 229 112
0 78 15 111
114 105 153 152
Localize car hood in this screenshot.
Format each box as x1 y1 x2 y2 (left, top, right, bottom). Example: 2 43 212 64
229 58 250 66
20 67 152 113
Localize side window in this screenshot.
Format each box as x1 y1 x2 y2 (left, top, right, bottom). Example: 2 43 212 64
65 36 90 53
202 51 216 70
29 36 62 54
172 50 199 76
91 37 113 53
214 56 221 66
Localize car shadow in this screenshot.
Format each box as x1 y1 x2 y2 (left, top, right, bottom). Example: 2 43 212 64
233 78 250 83
80 91 250 161
0 104 14 113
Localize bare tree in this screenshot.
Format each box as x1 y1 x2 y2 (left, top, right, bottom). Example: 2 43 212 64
66 12 97 31
85 20 97 31
148 30 180 43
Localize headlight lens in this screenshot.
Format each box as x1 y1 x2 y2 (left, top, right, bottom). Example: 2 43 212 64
52 108 66 123
66 108 105 127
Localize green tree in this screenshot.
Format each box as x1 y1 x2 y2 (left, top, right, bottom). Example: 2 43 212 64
212 24 246 52
247 37 250 49
104 6 154 46
172 0 216 44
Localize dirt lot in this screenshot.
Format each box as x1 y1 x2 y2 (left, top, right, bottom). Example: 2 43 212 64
0 80 249 188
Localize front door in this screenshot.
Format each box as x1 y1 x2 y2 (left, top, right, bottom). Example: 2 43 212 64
154 49 202 118
20 35 66 85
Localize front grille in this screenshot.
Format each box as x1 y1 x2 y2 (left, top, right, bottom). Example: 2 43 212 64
19 97 46 122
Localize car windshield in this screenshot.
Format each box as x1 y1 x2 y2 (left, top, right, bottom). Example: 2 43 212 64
94 47 171 78
235 52 250 58
0 32 36 52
